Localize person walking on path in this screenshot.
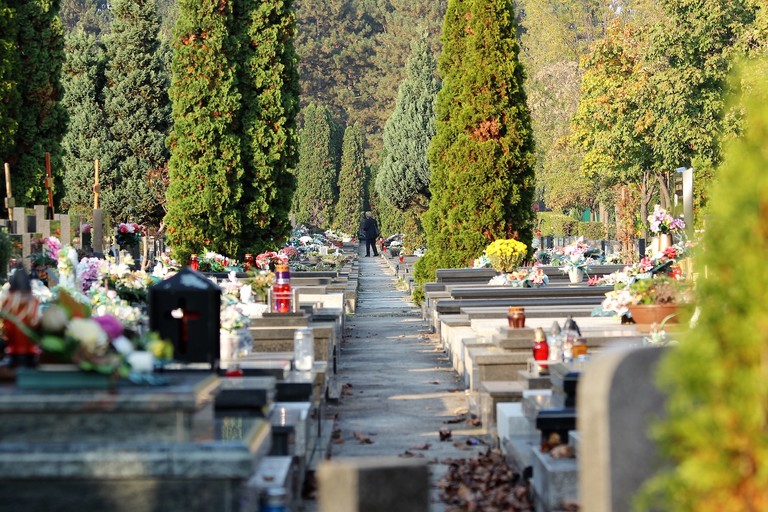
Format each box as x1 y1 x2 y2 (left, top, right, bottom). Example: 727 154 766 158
321 254 492 511
361 211 380 257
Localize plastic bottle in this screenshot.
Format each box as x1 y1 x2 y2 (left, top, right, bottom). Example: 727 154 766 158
272 264 292 313
548 321 562 362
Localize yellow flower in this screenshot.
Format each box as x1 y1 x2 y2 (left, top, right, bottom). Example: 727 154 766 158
485 239 527 272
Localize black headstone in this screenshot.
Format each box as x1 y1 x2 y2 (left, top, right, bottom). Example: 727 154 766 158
148 267 221 368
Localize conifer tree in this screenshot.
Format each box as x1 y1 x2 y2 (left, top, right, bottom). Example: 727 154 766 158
102 0 170 226
376 33 438 211
637 57 768 512
165 0 242 263
334 123 365 236
60 30 109 215
415 0 535 287
9 0 67 206
232 0 299 254
291 103 341 229
0 0 19 175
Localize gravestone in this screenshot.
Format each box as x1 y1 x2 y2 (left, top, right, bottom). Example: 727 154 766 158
317 457 430 512
577 346 668 512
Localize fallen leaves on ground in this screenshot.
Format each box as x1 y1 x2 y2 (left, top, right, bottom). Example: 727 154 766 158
353 431 375 444
439 427 452 442
437 448 533 511
399 450 425 458
409 443 431 450
341 383 354 398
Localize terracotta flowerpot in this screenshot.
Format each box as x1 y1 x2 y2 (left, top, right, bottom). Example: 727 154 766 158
627 304 679 325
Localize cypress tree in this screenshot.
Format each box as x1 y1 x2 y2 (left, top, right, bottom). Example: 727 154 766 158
376 33 438 211
291 103 340 229
415 0 536 287
232 0 299 254
0 0 19 176
10 0 67 206
102 0 170 226
165 0 242 263
334 123 365 237
60 30 109 215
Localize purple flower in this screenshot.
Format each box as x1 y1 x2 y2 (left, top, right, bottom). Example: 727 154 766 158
92 315 124 340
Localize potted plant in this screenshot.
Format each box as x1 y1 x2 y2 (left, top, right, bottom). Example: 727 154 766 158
601 274 692 325
483 239 527 273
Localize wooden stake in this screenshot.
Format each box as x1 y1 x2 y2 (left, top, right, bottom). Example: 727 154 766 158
45 152 54 219
4 162 13 223
93 159 100 210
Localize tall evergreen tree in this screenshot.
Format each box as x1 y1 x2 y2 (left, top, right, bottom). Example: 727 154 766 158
9 0 67 206
415 0 536 287
291 103 341 229
0 0 19 176
165 0 243 263
334 123 365 236
376 33 438 211
60 30 110 215
232 0 300 254
102 0 170 226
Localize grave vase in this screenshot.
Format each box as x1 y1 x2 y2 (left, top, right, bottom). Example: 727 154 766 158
568 267 585 283
651 234 673 253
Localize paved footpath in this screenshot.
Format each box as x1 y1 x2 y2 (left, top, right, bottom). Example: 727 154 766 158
311 248 489 510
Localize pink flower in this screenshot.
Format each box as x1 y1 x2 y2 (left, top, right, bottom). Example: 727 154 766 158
92 315 123 340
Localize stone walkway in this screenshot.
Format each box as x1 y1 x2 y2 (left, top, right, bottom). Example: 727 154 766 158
309 247 488 510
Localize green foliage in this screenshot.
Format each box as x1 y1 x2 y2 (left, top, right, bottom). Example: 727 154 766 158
292 103 341 229
0 0 18 170
59 0 112 36
416 0 536 287
376 33 439 211
636 57 768 512
61 30 109 216
8 0 67 207
334 124 365 237
576 221 608 240
165 0 243 263
102 0 170 227
233 0 300 255
294 0 446 161
517 0 609 214
536 212 577 237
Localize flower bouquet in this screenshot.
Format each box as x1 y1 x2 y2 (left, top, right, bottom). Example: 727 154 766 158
489 265 550 288
28 236 62 284
115 222 145 249
647 205 685 235
198 251 240 272
483 239 528 273
255 250 288 271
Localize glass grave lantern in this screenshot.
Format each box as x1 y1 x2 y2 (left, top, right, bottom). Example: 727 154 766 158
149 267 221 369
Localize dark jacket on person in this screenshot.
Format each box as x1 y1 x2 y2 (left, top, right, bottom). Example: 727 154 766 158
362 217 379 240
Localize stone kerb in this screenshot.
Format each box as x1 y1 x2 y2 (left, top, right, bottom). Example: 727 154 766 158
577 346 668 512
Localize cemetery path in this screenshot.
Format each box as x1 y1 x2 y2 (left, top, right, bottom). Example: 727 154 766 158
316 249 488 510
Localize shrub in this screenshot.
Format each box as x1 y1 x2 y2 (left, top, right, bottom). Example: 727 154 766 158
537 212 576 237
576 221 608 240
